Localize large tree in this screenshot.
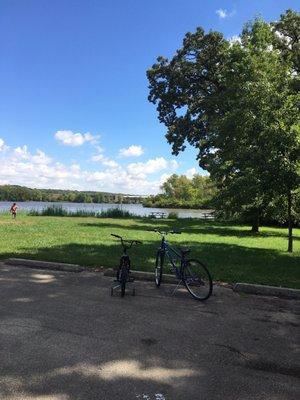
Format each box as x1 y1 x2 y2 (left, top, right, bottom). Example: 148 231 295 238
147 11 300 251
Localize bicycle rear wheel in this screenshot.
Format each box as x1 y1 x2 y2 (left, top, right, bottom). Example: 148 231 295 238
183 259 213 301
120 267 127 297
155 250 164 287
120 263 129 297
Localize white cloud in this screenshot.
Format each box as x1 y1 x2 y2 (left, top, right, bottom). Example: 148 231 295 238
102 159 119 168
90 153 119 168
55 130 100 147
159 173 172 185
127 157 178 177
13 145 30 160
216 9 227 19
0 143 83 189
91 154 104 162
119 145 144 157
216 9 236 19
169 160 179 170
86 166 169 194
86 156 179 193
228 35 241 45
32 150 52 165
88 157 178 192
0 139 180 195
185 168 197 179
0 138 4 151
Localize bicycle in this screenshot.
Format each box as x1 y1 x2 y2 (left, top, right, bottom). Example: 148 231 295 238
110 234 142 297
154 229 213 301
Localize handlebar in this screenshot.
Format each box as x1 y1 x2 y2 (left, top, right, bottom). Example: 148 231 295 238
111 233 142 248
111 234 122 239
153 229 181 236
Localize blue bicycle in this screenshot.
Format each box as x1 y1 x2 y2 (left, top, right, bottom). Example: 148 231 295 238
154 229 213 301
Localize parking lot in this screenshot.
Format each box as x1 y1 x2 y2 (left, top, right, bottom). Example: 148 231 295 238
0 262 299 400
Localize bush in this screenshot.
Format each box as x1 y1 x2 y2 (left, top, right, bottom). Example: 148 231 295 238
168 211 178 219
28 205 137 218
28 206 97 217
71 209 97 217
97 208 136 218
29 205 68 216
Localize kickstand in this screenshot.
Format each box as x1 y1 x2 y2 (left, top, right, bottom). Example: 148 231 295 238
171 279 183 296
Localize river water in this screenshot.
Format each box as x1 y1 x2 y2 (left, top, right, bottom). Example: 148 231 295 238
0 201 213 219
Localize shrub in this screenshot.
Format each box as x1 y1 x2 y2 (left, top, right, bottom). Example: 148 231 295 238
29 205 68 216
168 211 179 219
71 209 97 217
28 205 137 218
28 205 98 217
97 208 136 218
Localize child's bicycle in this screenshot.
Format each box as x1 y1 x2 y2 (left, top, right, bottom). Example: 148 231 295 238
110 233 142 297
154 229 213 301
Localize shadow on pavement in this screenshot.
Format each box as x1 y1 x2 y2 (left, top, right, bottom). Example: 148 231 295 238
0 264 299 400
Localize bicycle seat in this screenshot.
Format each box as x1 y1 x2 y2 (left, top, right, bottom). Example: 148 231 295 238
179 247 191 256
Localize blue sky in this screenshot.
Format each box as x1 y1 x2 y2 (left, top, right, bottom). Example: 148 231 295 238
0 0 299 194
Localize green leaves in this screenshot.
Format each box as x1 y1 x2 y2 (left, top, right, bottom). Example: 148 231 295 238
147 10 300 243
144 174 216 208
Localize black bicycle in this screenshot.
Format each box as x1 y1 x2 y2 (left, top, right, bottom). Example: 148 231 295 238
154 229 213 301
110 234 142 297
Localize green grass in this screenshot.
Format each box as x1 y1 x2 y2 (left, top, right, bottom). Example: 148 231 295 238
0 214 299 288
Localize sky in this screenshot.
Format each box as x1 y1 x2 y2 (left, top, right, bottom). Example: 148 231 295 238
0 0 299 195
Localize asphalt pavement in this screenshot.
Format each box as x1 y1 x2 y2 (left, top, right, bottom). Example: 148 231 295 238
0 262 299 400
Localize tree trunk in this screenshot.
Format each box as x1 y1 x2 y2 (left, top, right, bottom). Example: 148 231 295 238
287 191 293 253
251 209 260 233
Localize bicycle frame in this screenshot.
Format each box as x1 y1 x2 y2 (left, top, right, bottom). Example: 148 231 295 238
111 234 141 265
159 236 186 280
155 229 213 301
111 233 141 297
115 239 132 279
119 252 130 271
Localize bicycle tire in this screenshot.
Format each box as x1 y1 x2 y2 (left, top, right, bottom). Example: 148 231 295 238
183 259 213 301
155 250 164 287
120 266 127 297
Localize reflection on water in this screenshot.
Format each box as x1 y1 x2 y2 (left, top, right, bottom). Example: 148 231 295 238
0 201 213 219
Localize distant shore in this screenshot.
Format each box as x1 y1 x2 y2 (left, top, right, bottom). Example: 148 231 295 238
0 201 213 219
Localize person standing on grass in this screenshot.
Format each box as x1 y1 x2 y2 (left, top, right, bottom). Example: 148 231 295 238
10 203 18 219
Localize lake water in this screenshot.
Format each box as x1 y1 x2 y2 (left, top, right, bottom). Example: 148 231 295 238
0 201 213 219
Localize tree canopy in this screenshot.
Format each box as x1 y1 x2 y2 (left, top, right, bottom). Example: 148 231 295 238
143 174 216 209
147 9 300 251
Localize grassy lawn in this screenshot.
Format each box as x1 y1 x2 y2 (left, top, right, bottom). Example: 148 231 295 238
0 214 299 288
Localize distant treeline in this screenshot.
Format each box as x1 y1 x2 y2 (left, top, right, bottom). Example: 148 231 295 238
0 185 142 204
143 174 216 209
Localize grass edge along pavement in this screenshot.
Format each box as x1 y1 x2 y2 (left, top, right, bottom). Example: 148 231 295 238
3 259 300 299
0 214 299 289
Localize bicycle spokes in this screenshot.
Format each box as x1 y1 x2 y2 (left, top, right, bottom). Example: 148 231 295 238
183 260 213 301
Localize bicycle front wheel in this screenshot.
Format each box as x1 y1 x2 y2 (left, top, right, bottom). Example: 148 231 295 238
155 250 164 287
183 259 213 301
